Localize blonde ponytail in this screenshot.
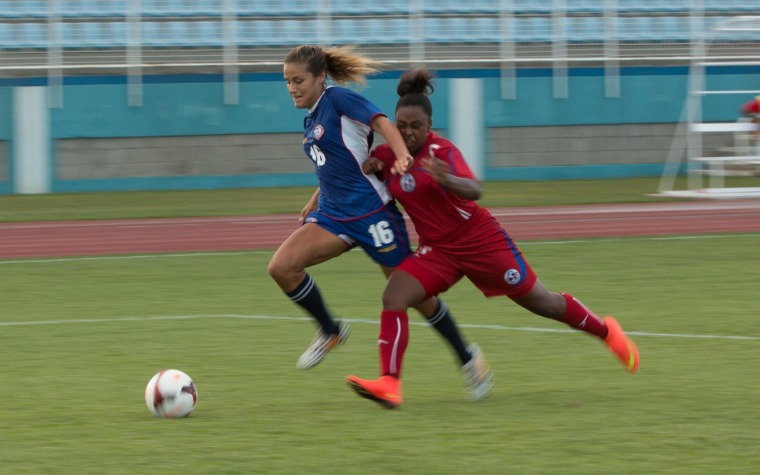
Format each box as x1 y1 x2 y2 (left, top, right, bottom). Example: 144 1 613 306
284 44 380 86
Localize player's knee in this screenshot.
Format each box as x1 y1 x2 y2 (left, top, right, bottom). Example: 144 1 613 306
381 287 410 311
537 293 566 319
267 257 291 284
515 290 565 320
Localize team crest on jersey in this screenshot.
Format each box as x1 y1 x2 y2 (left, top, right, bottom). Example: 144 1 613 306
400 174 416 192
504 268 521 285
313 124 324 140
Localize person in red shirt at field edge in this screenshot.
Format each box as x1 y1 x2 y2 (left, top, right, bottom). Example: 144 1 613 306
740 95 760 138
740 95 760 118
346 69 640 409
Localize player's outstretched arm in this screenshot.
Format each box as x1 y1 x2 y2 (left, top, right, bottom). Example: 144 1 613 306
371 115 413 175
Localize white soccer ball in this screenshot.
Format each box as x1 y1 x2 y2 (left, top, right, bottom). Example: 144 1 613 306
145 369 197 418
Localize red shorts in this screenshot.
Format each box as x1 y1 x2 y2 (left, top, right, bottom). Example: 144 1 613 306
397 225 537 300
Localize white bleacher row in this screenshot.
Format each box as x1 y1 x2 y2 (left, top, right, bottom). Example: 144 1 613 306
2 0 760 19
0 16 757 50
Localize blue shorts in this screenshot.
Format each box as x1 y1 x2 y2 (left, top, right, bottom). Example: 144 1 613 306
303 204 411 268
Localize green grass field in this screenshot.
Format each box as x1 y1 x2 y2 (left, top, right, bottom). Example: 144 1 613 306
1 234 758 474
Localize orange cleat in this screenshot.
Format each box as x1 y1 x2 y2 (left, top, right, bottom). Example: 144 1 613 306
346 375 403 409
603 316 639 373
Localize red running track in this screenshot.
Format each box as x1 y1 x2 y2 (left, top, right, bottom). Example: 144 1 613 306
1 200 759 259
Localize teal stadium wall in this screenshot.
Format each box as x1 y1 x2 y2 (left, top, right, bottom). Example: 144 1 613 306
1 66 759 193
0 86 12 194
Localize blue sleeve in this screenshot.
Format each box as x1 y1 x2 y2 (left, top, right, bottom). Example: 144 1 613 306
330 87 385 126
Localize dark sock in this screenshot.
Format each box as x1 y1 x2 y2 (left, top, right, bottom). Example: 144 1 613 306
427 299 472 365
286 273 338 334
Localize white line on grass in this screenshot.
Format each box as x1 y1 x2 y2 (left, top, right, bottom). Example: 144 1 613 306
521 233 760 246
1 233 758 265
0 251 270 265
0 313 757 341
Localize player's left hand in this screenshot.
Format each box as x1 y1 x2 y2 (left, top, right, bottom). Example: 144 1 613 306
299 194 319 222
421 144 450 184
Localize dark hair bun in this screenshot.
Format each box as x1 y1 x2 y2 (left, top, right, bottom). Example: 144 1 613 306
397 69 435 97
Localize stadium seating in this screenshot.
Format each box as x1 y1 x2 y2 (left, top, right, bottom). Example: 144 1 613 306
62 21 97 48
374 18 411 44
515 16 552 43
617 0 690 12
707 16 758 42
615 16 690 42
195 20 224 46
1 22 48 49
425 17 469 44
423 0 500 14
141 21 180 47
331 18 364 44
424 17 501 44
0 0 48 18
6 0 757 21
565 15 604 42
59 0 127 18
140 0 222 17
513 0 610 14
330 0 407 15
512 0 551 14
236 0 319 17
0 22 11 48
1 17 751 51
240 19 315 46
0 0 760 49
565 0 605 14
470 17 501 43
237 20 274 46
656 16 690 42
704 1 760 12
277 19 317 45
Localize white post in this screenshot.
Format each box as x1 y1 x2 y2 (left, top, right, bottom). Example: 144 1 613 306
222 0 239 105
13 87 51 194
500 0 516 100
449 78 485 179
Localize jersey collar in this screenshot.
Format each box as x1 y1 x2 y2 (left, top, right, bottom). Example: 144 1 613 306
308 85 334 114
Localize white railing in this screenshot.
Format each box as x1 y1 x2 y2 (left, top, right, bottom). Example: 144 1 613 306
658 15 760 199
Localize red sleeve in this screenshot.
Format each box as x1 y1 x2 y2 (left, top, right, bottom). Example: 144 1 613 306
432 141 476 180
370 144 395 181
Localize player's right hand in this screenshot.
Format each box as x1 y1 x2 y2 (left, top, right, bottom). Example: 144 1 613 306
362 156 384 174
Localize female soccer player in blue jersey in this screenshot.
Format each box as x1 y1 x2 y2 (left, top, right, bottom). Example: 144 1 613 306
268 45 492 400
346 69 640 409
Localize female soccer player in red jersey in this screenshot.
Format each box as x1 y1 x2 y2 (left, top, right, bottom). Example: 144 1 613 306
268 46 493 399
346 69 640 409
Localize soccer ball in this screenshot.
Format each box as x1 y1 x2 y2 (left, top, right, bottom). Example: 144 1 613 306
145 369 197 418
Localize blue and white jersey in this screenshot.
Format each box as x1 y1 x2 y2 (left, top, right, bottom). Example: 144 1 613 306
302 86 393 220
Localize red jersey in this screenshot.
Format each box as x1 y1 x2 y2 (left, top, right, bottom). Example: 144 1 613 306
371 132 489 248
